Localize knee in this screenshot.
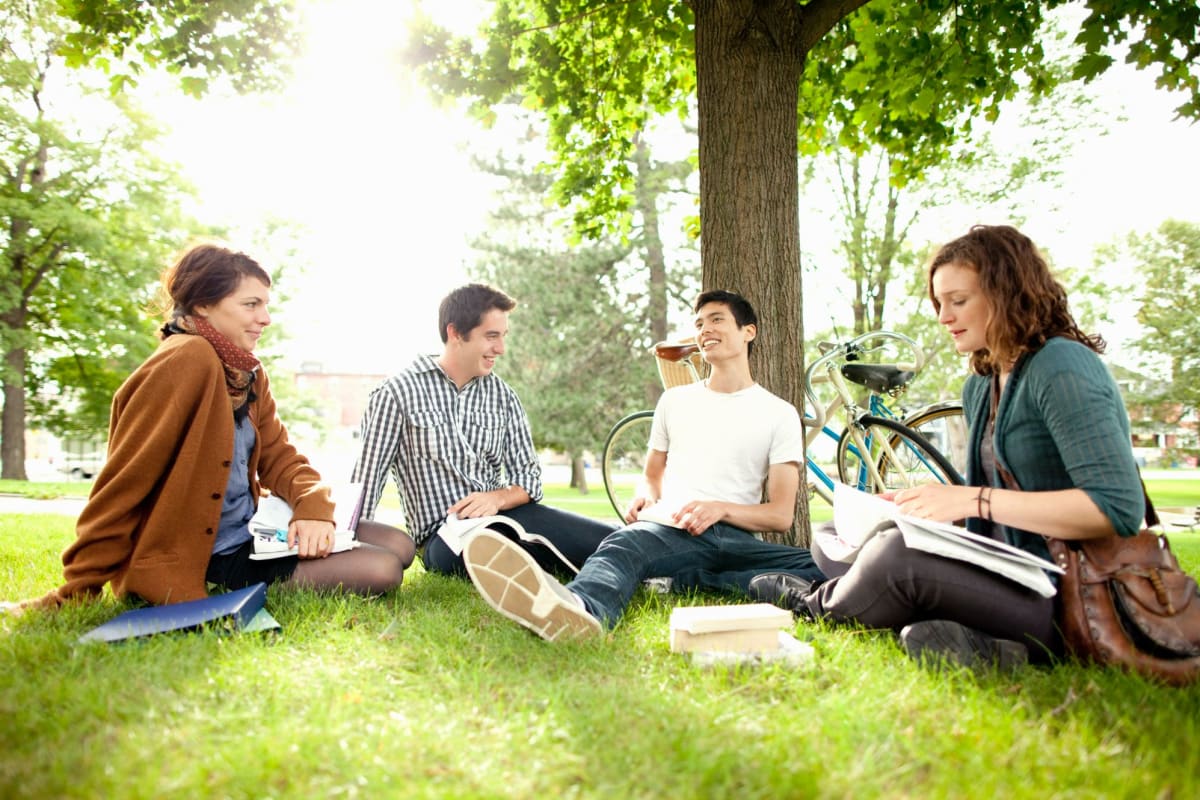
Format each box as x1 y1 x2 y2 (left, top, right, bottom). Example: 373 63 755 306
362 554 406 596
395 535 416 568
852 526 916 579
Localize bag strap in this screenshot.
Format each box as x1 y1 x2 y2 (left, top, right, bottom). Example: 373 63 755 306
1139 474 1159 528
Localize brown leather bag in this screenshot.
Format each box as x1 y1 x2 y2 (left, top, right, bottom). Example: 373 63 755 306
1045 524 1200 686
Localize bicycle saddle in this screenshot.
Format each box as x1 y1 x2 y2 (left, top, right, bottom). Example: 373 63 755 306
841 363 914 394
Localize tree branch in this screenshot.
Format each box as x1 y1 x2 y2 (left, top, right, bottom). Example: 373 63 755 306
796 0 873 54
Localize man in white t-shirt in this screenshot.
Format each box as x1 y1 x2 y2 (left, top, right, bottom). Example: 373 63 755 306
461 290 824 641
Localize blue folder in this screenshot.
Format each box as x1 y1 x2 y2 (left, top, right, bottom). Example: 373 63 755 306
78 582 274 643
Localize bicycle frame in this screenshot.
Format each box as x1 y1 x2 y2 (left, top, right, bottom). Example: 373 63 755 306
804 331 949 495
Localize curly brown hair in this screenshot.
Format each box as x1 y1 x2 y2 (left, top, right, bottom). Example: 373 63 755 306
927 225 1103 375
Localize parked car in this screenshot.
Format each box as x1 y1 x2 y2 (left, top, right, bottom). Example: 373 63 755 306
58 453 105 479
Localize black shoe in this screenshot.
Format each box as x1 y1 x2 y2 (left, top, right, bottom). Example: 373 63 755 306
900 620 1028 672
748 572 814 617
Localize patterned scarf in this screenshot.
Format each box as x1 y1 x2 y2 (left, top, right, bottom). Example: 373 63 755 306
163 315 261 412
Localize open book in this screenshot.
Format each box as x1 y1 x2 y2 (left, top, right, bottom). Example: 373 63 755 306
436 513 579 574
634 498 687 529
248 482 364 560
821 482 1063 598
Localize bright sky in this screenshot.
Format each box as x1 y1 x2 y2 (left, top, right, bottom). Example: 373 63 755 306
147 0 1199 373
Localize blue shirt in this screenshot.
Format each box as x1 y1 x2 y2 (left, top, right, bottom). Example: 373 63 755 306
213 415 258 555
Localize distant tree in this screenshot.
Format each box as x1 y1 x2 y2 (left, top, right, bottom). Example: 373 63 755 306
0 3 194 478
53 0 302 95
1124 220 1200 414
468 141 697 492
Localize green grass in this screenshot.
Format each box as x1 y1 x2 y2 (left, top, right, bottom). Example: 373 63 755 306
2 485 1200 798
0 478 91 499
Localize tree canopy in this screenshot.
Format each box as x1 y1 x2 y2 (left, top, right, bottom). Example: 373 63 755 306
1128 219 1200 416
0 0 195 478
53 0 302 95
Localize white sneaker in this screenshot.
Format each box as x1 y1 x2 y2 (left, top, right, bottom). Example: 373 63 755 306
463 529 602 642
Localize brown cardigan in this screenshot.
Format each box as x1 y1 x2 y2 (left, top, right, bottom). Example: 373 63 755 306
43 334 334 606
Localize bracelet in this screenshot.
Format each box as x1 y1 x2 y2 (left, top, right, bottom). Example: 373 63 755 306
977 487 994 521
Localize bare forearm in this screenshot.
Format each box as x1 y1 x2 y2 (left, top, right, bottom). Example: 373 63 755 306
896 484 1119 540
988 487 1117 540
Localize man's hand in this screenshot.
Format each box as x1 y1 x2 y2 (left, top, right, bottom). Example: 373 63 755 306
673 500 728 536
449 490 505 519
289 519 336 558
624 495 653 525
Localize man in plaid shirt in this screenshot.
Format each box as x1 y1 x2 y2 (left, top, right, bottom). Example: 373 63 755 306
351 284 616 577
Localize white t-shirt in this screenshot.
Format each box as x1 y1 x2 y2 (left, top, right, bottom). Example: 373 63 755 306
647 381 804 508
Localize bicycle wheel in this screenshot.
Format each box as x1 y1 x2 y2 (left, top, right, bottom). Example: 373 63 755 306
601 411 654 521
837 415 963 493
904 401 968 482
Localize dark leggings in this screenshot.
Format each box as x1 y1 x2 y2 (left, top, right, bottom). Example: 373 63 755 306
805 523 1060 657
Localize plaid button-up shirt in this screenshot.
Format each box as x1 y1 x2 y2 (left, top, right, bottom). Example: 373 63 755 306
350 355 543 546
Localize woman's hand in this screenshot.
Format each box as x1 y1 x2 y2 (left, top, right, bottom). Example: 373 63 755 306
888 484 979 523
288 519 336 558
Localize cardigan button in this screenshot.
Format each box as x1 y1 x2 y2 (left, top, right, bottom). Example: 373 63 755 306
211 492 221 500
222 460 232 467
205 528 214 535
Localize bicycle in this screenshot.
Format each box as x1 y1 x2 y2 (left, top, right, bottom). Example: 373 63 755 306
600 332 965 520
804 331 965 503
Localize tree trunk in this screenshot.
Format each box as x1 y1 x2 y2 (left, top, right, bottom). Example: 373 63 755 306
693 0 808 544
571 453 589 494
2 342 28 480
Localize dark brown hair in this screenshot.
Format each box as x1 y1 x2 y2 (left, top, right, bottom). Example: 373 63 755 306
438 283 516 343
927 225 1103 375
160 243 271 321
695 289 758 357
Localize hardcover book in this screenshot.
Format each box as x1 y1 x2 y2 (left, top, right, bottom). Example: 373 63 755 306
78 582 277 643
669 603 794 653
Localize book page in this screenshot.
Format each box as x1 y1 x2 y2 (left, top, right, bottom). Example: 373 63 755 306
894 519 1057 597
832 482 895 549
634 499 686 529
436 514 513 555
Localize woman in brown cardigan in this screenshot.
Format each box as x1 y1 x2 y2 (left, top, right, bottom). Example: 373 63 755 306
10 244 414 609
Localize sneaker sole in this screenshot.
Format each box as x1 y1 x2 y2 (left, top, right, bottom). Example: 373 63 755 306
463 529 601 642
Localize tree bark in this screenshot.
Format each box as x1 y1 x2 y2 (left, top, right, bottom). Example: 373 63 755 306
2 340 28 481
571 453 589 494
693 0 808 543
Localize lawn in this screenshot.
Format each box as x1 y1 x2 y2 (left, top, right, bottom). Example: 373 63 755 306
2 482 1199 799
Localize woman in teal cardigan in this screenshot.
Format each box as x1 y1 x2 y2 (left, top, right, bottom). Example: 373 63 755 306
751 225 1145 669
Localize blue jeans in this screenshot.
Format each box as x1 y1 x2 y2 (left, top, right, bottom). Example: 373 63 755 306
568 521 823 628
422 502 618 579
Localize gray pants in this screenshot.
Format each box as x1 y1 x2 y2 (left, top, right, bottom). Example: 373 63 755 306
804 523 1059 657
